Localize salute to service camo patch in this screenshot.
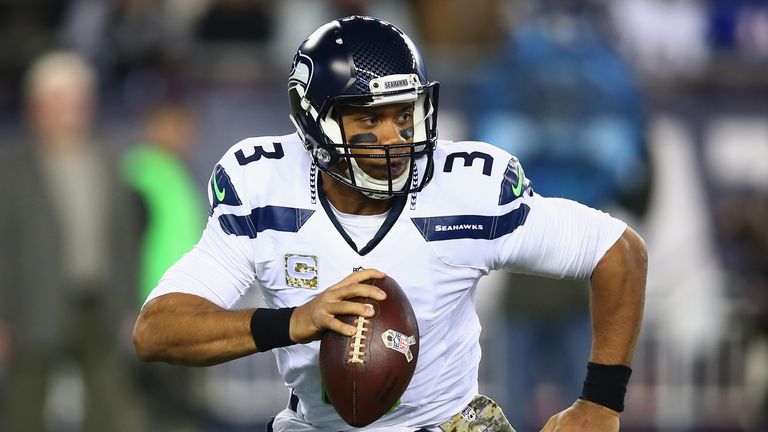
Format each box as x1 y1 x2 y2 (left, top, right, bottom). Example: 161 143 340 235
438 395 516 432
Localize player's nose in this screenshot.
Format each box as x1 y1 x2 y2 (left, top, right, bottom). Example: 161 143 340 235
379 119 407 146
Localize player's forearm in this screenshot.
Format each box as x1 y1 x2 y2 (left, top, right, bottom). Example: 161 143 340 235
589 227 647 365
133 293 257 367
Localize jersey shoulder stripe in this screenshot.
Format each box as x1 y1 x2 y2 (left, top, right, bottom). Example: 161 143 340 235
219 205 315 239
410 203 530 242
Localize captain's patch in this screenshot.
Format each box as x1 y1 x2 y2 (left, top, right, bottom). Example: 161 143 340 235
285 254 318 289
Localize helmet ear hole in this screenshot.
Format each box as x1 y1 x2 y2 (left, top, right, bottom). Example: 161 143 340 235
315 148 333 164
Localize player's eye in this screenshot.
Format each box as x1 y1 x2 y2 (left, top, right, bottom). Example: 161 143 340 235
358 116 378 127
397 112 413 124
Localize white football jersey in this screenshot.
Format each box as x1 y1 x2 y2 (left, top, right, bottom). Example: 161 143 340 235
145 133 626 430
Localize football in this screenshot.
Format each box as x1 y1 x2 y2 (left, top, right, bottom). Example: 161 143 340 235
319 275 419 427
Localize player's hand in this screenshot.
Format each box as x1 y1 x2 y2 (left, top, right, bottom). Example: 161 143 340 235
539 399 619 432
289 269 387 344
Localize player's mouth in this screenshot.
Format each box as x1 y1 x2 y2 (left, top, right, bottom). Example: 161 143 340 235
388 160 407 176
367 159 407 180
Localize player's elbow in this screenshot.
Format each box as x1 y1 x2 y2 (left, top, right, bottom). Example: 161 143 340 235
593 226 648 292
622 227 648 278
132 308 163 362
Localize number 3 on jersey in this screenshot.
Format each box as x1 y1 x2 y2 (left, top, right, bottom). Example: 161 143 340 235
236 142 285 165
442 151 530 205
443 151 493 176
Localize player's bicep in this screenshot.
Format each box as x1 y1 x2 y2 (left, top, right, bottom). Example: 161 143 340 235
495 194 626 279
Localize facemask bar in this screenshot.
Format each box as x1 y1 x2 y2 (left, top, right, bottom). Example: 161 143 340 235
347 144 415 197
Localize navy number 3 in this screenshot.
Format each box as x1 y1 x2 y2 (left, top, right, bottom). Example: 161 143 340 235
236 142 285 165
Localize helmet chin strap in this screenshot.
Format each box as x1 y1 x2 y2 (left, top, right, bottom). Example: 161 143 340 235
349 159 411 200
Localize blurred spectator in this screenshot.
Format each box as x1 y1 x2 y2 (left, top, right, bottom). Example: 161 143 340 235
717 191 768 429
0 1 73 116
708 0 768 61
195 0 273 43
469 4 650 429
609 0 709 78
104 0 180 82
122 102 205 303
0 51 143 432
122 101 208 431
60 0 203 109
470 4 650 215
189 0 275 85
270 0 414 69
411 0 506 50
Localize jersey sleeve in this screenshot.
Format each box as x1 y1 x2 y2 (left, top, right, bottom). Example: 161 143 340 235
492 191 627 279
143 144 257 309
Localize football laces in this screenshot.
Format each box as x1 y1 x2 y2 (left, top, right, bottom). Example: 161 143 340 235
347 316 369 364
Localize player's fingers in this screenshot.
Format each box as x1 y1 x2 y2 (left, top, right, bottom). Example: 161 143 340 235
335 268 386 287
332 282 387 301
324 316 358 337
327 300 375 318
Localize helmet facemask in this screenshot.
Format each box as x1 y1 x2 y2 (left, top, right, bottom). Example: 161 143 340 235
296 78 439 200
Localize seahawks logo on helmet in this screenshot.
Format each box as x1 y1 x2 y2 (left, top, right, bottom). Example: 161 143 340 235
288 53 313 91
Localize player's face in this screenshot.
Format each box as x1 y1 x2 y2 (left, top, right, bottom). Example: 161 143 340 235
339 103 414 181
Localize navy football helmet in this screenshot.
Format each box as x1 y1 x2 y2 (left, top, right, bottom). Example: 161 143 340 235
288 16 439 199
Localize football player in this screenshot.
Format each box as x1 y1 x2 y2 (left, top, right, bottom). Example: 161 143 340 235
133 16 646 432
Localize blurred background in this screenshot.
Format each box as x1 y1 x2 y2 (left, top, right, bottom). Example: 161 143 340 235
0 0 766 431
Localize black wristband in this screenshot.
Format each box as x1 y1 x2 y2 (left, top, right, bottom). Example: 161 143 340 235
579 362 632 412
250 307 296 352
